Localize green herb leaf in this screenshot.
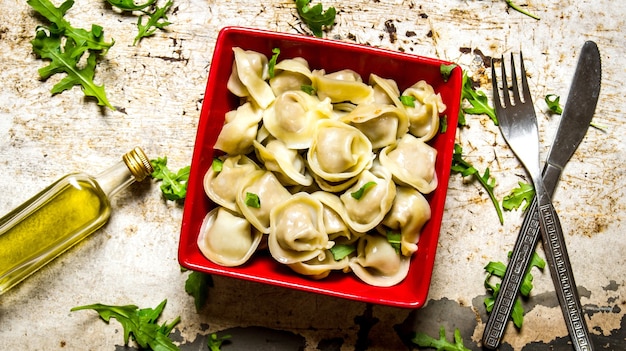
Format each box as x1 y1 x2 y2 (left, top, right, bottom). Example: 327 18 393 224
483 252 545 328
212 158 224 172
71 299 181 351
440 115 448 133
545 94 563 114
350 181 376 200
295 0 336 37
150 157 190 201
185 271 213 312
106 0 156 11
440 63 457 83
460 71 497 125
386 231 402 254
411 326 471 351
245 192 261 208
301 84 316 95
505 0 540 20
400 95 416 108
28 0 115 109
451 144 503 224
329 244 356 261
208 333 232 351
28 0 115 53
268 48 280 78
502 181 535 211
134 0 173 46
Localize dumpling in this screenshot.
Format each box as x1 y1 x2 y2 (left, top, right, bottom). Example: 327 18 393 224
269 57 313 96
253 138 313 186
288 251 350 279
340 103 409 149
214 102 263 155
339 164 397 233
369 73 403 107
197 207 263 267
311 191 358 242
379 186 431 256
236 170 292 234
312 69 374 104
349 234 411 287
379 133 438 194
401 80 446 142
227 47 275 109
268 192 333 264
204 155 260 213
307 119 374 184
263 90 333 149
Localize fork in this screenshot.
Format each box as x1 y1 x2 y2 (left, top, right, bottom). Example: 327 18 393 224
483 53 594 351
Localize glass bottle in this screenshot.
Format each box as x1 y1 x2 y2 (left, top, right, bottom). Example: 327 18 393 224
0 147 153 295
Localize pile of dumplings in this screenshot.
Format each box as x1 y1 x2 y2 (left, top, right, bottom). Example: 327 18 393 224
198 47 447 287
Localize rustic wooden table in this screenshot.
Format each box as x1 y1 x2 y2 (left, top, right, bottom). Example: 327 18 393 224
0 0 624 350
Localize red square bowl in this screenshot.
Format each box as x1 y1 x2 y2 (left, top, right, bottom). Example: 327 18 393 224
179 26 461 308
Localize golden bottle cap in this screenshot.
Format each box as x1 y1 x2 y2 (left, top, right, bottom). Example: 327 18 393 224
122 147 154 182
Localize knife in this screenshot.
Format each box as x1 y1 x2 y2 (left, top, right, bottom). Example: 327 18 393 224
482 41 602 350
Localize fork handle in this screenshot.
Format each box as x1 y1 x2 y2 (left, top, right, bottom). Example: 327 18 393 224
536 197 595 351
483 195 542 349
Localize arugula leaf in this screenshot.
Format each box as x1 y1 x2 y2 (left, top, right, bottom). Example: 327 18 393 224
440 115 448 133
483 252 545 328
106 0 156 11
71 299 181 351
134 0 173 46
545 94 563 114
400 95 416 108
386 231 402 254
208 333 232 351
150 157 190 201
451 144 503 224
411 326 471 351
185 271 213 312
350 181 376 200
245 192 261 208
295 0 336 37
329 244 356 261
440 63 458 83
460 71 497 125
505 0 540 20
28 0 114 54
268 48 281 78
301 84 316 95
502 181 535 211
28 0 115 109
212 158 224 172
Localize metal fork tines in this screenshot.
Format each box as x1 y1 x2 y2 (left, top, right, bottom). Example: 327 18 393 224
483 53 595 351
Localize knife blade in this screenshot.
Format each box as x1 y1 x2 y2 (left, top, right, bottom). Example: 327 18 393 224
482 41 601 350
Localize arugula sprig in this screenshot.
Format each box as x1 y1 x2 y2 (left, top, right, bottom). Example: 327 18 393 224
484 252 545 328
502 181 535 211
451 144 504 224
295 0 336 37
106 0 156 11
71 299 181 351
28 0 115 109
545 94 563 114
184 270 213 312
151 156 190 201
208 333 232 351
411 326 471 351
134 0 174 46
460 71 497 126
505 0 540 20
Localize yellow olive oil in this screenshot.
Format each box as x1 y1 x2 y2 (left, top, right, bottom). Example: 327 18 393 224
0 147 153 294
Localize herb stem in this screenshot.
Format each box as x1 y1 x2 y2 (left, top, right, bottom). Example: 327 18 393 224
505 0 540 20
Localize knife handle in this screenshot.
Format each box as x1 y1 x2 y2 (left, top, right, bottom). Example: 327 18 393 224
482 196 542 349
536 198 595 351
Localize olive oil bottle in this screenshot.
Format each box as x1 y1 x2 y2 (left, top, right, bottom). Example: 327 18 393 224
0 147 153 294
